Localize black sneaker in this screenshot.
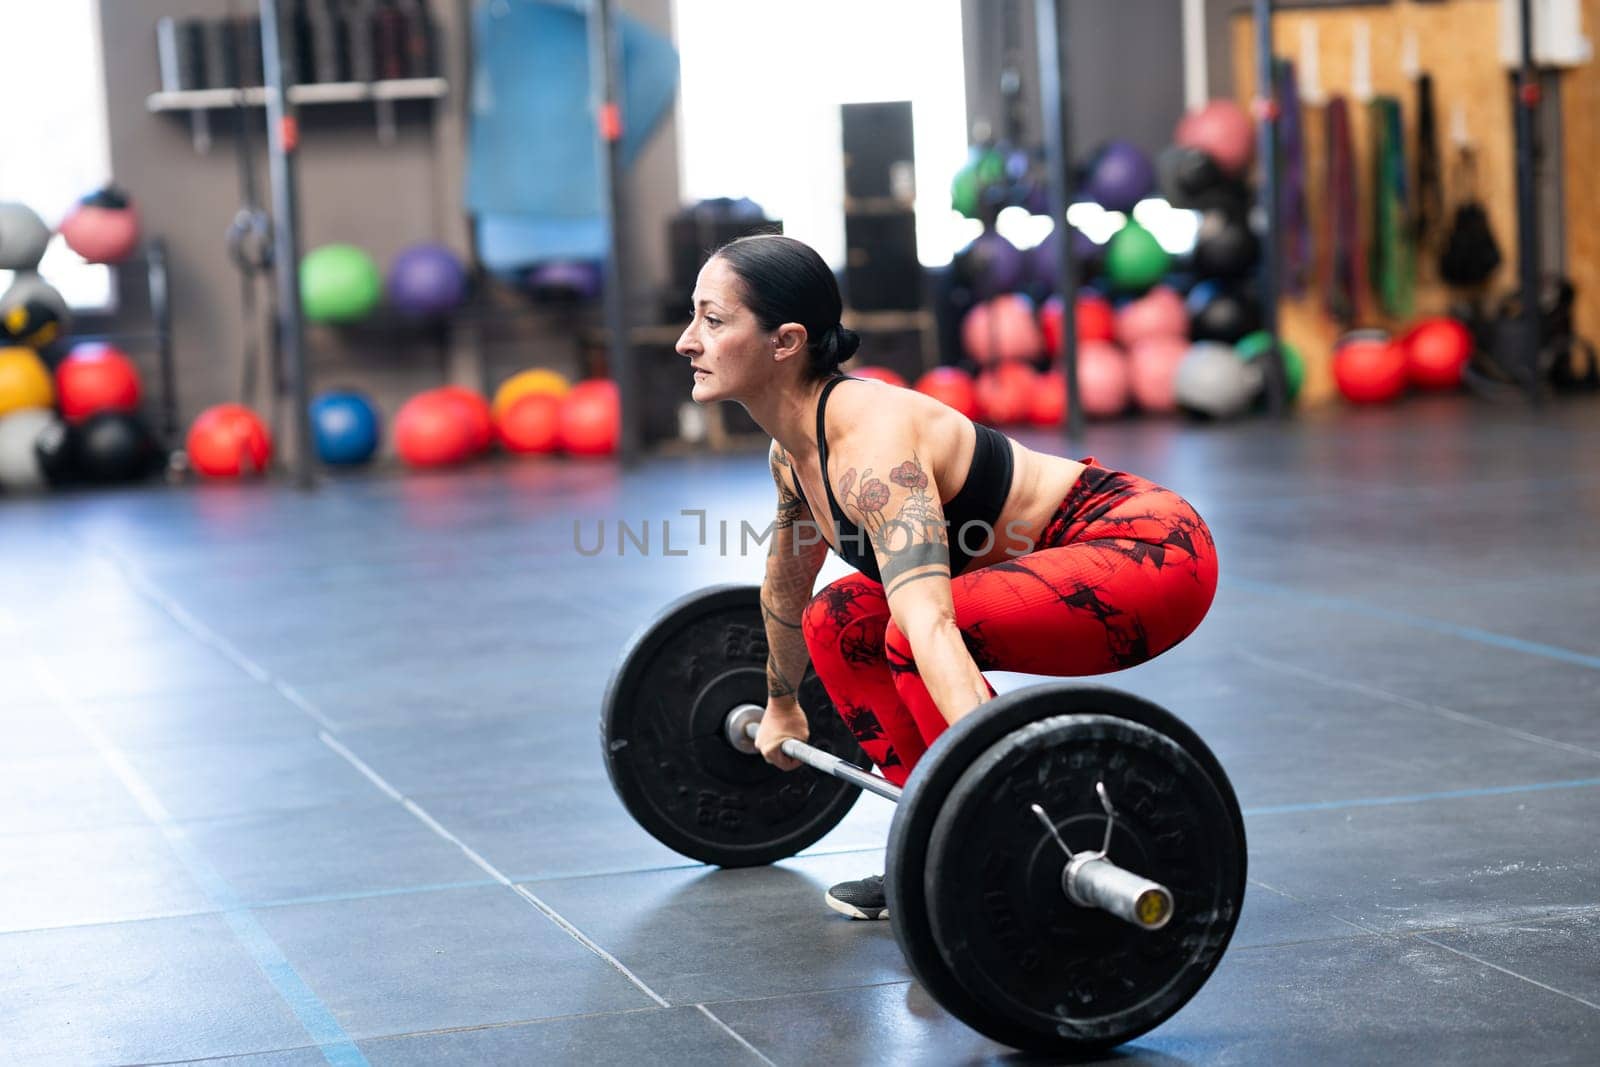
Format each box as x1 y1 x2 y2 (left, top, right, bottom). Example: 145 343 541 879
825 873 888 920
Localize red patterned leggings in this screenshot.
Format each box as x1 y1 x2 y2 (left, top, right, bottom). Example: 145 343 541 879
801 461 1218 787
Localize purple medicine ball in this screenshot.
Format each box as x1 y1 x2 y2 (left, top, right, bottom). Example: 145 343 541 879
1085 141 1157 214
387 244 468 317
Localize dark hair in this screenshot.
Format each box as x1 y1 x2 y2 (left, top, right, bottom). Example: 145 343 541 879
710 235 860 380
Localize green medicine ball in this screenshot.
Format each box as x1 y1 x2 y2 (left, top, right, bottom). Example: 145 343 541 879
1103 220 1170 293
300 244 382 324
1236 330 1305 400
951 166 981 219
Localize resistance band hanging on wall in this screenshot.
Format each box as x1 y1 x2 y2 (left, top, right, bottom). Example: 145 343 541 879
1321 96 1364 326
1369 95 1414 320
1274 58 1310 298
1411 73 1444 256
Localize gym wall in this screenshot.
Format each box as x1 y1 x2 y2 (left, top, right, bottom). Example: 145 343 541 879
94 0 680 443
1230 0 1597 402
961 0 1188 160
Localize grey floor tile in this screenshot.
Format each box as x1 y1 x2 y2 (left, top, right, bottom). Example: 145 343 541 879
0 751 149 835
359 1006 755 1066
1131 934 1600 1065
406 784 692 882
0 914 311 1065
1428 909 1600 1006
529 852 909 1005
0 823 212 933
249 885 659 1040
1246 786 1600 934
180 800 491 905
114 736 381 822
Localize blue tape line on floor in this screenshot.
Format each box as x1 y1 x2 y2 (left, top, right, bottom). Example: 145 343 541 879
1227 577 1600 672
1245 776 1600 816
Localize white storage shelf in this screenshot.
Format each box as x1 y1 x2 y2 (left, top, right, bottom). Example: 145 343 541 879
146 77 448 112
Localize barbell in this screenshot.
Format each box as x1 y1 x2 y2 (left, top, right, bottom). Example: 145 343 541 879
601 584 1247 1055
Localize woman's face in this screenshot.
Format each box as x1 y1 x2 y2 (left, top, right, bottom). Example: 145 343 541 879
676 257 779 404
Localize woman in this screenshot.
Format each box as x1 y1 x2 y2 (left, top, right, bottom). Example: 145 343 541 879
676 235 1218 920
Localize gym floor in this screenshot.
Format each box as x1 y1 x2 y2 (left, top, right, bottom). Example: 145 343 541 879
5 396 1600 1066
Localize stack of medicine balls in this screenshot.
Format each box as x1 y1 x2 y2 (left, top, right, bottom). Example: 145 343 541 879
0 198 171 494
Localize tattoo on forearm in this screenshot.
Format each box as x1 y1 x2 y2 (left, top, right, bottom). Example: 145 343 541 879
761 595 802 630
767 652 798 698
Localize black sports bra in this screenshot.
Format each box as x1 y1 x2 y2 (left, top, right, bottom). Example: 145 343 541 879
789 375 1015 582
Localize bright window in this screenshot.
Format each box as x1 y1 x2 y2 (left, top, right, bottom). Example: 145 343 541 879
0 0 115 311
671 0 971 269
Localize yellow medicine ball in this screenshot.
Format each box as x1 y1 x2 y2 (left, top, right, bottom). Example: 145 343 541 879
0 347 54 416
492 368 571 421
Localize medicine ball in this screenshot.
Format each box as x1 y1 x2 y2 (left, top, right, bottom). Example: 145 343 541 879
527 260 603 302
1077 340 1132 418
0 203 51 272
0 408 56 492
914 367 979 419
59 186 142 265
963 295 1043 365
1030 371 1066 425
1157 145 1224 209
301 244 382 324
493 368 572 421
56 344 142 423
974 362 1039 425
0 273 71 350
1174 100 1256 177
0 346 54 415
558 380 621 457
387 243 468 318
1040 294 1116 358
1116 286 1188 348
433 385 494 454
1175 342 1264 419
1085 140 1156 214
395 390 473 468
77 411 165 484
1129 336 1190 414
1402 316 1473 390
1191 210 1260 279
1333 331 1407 404
1104 221 1170 294
1189 288 1262 344
497 393 563 455
187 404 273 477
953 231 1027 301
310 391 381 466
1235 331 1306 401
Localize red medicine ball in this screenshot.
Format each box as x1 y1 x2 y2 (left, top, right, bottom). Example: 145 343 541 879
433 385 494 454
914 366 979 418
395 391 474 467
498 393 562 454
187 403 272 477
558 379 620 456
1403 317 1473 390
1333 332 1407 405
56 344 142 423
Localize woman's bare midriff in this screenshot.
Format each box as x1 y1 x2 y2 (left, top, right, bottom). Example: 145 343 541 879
784 381 1087 571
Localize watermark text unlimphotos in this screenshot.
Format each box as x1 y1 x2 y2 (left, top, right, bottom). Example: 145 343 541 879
573 509 1036 559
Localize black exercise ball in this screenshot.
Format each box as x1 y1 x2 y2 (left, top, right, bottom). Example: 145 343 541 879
1189 288 1263 344
32 415 79 487
1192 210 1260 279
1158 145 1223 207
75 411 165 485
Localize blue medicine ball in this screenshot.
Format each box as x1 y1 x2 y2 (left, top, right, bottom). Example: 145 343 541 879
310 391 381 465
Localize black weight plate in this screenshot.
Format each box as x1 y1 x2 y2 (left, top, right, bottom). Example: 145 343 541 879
601 584 871 867
886 684 1246 1054
926 713 1245 1052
